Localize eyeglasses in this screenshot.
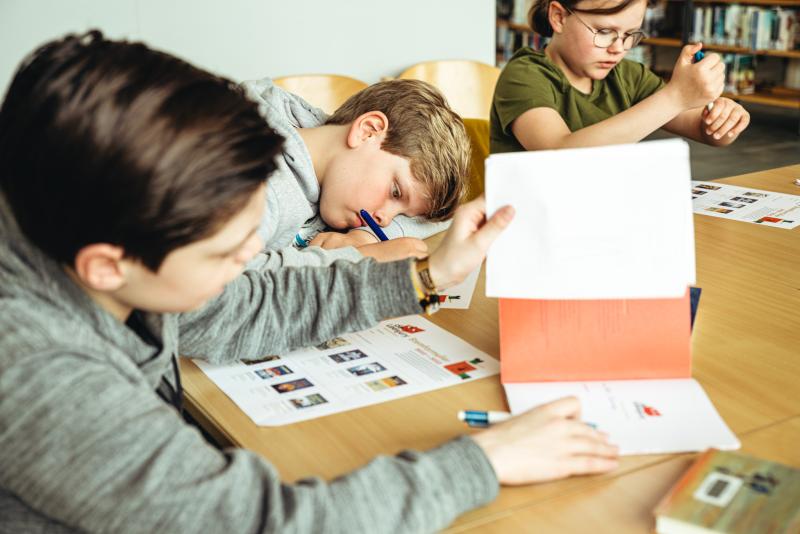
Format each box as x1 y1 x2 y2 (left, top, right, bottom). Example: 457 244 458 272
565 7 646 50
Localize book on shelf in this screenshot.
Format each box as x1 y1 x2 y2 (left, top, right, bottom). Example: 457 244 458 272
691 4 799 51
654 448 800 534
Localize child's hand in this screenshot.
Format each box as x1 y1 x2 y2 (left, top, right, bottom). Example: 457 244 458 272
426 195 514 290
702 97 750 141
358 238 428 262
471 397 619 485
310 229 378 249
667 43 725 111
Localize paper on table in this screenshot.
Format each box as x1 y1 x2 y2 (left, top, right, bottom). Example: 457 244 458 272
692 180 800 229
439 266 480 309
485 139 696 300
195 315 499 426
504 379 740 455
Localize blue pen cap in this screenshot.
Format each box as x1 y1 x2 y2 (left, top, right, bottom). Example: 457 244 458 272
693 50 705 62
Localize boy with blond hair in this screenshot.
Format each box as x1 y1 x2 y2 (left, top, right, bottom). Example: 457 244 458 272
242 78 471 266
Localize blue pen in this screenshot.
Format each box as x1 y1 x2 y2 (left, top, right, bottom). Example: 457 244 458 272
359 209 389 242
693 49 715 112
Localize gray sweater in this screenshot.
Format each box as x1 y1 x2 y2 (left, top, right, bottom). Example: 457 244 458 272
241 78 450 270
0 196 498 533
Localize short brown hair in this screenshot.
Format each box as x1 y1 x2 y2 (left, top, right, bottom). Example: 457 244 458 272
326 79 469 221
0 31 283 271
529 0 645 37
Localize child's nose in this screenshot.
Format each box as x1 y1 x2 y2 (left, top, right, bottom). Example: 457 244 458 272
374 206 400 227
608 37 625 53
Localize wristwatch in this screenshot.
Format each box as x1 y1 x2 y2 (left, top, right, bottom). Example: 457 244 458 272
412 257 440 315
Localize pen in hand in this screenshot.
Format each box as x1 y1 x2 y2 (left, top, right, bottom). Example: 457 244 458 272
693 49 715 113
359 209 389 242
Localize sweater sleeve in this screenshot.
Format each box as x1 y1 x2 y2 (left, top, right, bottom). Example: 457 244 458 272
178 258 422 363
0 346 498 533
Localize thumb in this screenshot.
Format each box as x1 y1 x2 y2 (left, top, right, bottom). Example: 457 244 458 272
680 42 703 64
471 205 515 250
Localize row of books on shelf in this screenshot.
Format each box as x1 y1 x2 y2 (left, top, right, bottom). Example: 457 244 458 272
691 5 799 51
496 23 547 64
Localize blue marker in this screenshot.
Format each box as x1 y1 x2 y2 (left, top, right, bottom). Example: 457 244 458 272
359 209 389 242
693 49 715 112
458 410 511 428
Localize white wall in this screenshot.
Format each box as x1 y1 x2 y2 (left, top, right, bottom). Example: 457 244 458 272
0 0 495 96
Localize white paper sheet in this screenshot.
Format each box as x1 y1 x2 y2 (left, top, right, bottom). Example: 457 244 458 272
438 266 480 309
692 180 800 229
195 316 499 426
503 378 740 455
485 139 696 300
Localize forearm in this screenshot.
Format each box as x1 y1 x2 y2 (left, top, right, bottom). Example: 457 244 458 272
179 258 421 363
557 86 685 148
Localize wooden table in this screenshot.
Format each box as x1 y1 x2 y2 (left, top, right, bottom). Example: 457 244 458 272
180 164 800 532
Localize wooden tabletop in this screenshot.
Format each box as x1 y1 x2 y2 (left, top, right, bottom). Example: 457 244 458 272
180 163 800 532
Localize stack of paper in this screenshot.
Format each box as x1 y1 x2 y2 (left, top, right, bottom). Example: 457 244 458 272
485 139 739 455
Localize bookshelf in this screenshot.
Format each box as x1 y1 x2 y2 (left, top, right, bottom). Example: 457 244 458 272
646 0 800 109
495 0 800 110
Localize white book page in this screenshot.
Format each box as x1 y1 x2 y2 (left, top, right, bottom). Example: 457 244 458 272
195 316 499 426
503 378 740 455
485 139 696 299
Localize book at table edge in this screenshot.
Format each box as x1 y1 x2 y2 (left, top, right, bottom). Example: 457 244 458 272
653 448 800 534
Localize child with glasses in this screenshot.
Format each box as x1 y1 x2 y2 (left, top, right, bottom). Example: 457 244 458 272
490 0 750 153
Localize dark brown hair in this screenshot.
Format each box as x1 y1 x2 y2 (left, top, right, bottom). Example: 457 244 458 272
529 0 644 37
0 31 283 270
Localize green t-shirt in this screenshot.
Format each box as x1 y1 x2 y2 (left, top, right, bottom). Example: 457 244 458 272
490 47 666 153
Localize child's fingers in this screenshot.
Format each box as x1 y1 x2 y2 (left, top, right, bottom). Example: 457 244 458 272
681 42 703 63
539 396 582 420
468 204 515 251
706 100 730 132
564 455 620 476
728 110 750 138
712 112 741 139
704 99 724 124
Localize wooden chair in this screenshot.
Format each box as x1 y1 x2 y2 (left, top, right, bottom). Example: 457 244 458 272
463 118 490 201
272 74 369 114
398 60 501 120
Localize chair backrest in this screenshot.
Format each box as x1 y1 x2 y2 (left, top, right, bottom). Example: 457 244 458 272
273 74 369 114
398 60 500 120
462 118 490 201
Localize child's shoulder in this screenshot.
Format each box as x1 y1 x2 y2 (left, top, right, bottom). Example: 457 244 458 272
499 48 565 89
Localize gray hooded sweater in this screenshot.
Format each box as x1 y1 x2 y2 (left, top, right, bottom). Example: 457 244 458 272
240 78 450 270
0 195 497 533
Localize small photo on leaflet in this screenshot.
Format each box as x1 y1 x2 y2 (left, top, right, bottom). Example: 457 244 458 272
315 337 349 351
254 365 292 380
272 378 313 394
347 362 387 376
328 349 369 363
365 376 407 392
290 393 328 409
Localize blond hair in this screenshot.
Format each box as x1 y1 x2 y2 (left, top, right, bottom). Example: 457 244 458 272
326 79 469 221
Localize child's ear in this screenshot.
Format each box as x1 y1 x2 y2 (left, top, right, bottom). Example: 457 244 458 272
73 243 128 291
548 1 569 33
346 111 389 148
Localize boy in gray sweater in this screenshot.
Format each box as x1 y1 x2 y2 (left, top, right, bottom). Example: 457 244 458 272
242 77 468 268
0 32 618 533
